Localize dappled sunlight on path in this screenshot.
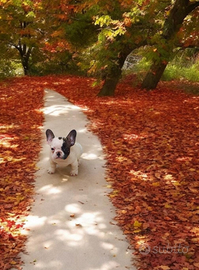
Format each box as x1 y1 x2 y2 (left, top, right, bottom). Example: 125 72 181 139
20 89 133 270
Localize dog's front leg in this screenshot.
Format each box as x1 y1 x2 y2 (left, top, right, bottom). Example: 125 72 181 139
48 159 56 174
70 160 79 176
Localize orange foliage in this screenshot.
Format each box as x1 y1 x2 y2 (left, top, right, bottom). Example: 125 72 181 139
0 75 199 270
0 78 44 269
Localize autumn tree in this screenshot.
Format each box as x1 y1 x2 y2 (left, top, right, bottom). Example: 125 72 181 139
80 0 160 96
67 0 198 95
65 0 173 96
141 0 199 90
45 1 98 72
0 0 47 75
0 0 75 75
0 0 198 90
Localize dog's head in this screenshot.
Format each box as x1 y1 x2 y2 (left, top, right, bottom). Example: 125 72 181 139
46 129 76 160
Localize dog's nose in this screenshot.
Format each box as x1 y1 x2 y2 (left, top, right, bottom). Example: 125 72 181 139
57 152 61 157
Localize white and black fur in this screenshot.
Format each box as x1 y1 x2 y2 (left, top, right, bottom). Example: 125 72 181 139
46 129 82 175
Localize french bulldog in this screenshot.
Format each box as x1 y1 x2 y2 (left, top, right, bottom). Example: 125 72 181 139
46 129 82 176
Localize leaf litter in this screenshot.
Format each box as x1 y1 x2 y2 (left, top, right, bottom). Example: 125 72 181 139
0 78 44 269
0 75 199 270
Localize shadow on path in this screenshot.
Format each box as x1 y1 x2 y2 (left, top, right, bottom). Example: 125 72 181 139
20 89 134 270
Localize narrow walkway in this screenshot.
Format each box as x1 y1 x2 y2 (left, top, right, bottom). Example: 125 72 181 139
20 89 134 270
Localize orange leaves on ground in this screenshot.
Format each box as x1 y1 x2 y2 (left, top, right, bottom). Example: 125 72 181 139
0 75 199 270
51 76 199 270
0 77 44 269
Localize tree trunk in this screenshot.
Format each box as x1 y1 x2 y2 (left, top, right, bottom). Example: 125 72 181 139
21 55 29 75
98 65 122 96
98 75 121 96
141 0 199 90
141 61 167 90
15 42 32 75
97 47 132 96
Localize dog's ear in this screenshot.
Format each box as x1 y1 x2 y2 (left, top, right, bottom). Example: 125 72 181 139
65 130 76 147
46 129 55 144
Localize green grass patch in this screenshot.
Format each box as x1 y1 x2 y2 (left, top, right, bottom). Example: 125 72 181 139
162 63 199 82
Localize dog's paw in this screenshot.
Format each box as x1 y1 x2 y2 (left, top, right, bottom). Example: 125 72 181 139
48 168 55 174
70 170 78 176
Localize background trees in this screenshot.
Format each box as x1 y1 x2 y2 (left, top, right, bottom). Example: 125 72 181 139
141 0 199 90
0 0 44 75
0 0 198 94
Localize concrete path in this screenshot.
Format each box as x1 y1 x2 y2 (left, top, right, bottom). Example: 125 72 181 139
20 89 134 270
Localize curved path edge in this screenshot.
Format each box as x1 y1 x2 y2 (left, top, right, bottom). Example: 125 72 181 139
20 89 135 270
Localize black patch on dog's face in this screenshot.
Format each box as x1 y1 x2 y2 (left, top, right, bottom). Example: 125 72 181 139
60 130 77 160
61 141 70 160
58 137 62 140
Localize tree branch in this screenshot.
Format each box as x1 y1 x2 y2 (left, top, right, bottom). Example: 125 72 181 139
187 1 199 14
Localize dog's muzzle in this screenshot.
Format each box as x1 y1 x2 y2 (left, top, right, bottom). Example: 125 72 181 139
56 151 62 158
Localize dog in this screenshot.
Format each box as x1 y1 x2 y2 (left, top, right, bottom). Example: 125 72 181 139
46 129 82 175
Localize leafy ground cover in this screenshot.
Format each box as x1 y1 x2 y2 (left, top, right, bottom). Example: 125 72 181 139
0 75 199 270
0 78 44 269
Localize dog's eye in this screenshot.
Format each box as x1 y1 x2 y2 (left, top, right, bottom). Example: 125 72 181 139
51 148 54 151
